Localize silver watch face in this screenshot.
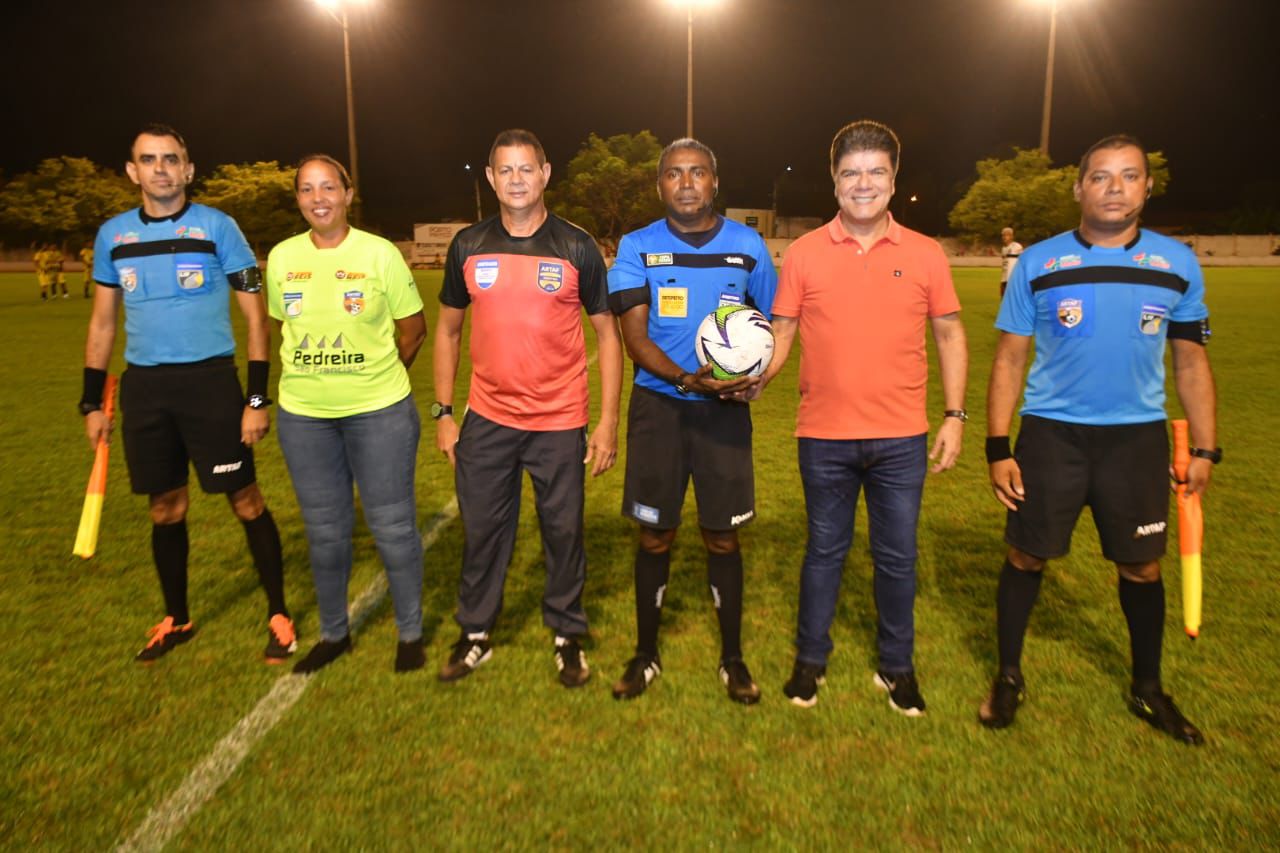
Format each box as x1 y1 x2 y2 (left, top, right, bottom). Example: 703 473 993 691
248 394 266 409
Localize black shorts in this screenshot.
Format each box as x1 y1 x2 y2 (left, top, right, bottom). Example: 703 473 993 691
1005 415 1168 563
120 357 256 496
622 386 754 532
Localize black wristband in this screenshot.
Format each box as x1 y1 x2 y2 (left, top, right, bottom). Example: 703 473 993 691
247 360 270 399
81 367 107 409
985 436 1013 464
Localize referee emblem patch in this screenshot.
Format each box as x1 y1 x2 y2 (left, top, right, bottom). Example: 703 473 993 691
120 267 138 292
343 290 365 316
645 253 674 267
1057 298 1083 328
475 259 499 289
537 261 564 293
284 292 303 317
1140 303 1168 335
176 263 205 290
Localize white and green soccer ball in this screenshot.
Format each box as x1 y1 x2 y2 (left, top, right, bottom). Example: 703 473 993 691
694 304 775 381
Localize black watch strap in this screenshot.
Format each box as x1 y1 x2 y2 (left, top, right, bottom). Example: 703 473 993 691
1189 446 1222 464
943 409 968 422
431 402 454 420
78 401 101 416
674 373 692 396
246 394 273 410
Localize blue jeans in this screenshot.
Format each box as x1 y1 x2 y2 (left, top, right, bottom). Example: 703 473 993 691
277 395 423 642
794 434 927 672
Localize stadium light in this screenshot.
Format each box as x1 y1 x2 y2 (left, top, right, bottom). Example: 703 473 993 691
667 0 726 138
314 0 373 221
464 164 483 223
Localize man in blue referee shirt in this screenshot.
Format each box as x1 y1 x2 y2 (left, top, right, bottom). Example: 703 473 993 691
980 134 1218 744
606 138 777 703
81 124 294 665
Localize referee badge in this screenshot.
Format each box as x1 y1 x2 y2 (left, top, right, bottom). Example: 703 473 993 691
120 267 138 293
537 261 564 293
1057 297 1083 329
343 290 365 316
1140 303 1168 335
475 259 499 288
176 263 205 290
283 292 303 317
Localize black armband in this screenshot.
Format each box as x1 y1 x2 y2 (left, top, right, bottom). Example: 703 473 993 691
1167 317 1210 345
247 360 270 399
985 436 1013 464
607 285 650 317
227 266 263 293
80 367 107 412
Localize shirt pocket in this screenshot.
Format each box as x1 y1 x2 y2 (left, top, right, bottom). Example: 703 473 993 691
1130 291 1171 341
1044 287 1095 338
173 251 223 299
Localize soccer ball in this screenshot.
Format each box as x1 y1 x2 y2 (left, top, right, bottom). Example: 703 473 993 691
694 305 774 380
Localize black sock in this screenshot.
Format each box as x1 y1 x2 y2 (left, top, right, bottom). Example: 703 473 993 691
634 548 670 658
152 521 190 625
242 509 287 619
1120 576 1165 693
996 559 1042 677
707 550 744 662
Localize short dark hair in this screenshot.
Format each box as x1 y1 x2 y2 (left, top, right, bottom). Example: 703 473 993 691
489 129 547 166
829 120 900 176
133 123 188 160
1077 134 1149 181
658 138 718 177
294 154 353 192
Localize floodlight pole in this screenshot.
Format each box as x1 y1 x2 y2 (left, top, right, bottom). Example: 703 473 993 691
341 8 361 222
1039 0 1058 157
686 6 695 138
771 165 791 238
465 164 483 222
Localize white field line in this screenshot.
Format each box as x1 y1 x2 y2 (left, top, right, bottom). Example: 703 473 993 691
116 497 460 853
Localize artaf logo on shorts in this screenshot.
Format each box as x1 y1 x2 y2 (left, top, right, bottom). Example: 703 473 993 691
284 292 303 317
120 267 138 292
1057 297 1083 328
475 259 499 288
1140 303 1168 335
343 290 365 316
285 271 312 282
730 510 755 527
212 461 243 474
645 253 674 267
176 263 205 290
1134 521 1167 538
633 502 660 525
537 261 564 293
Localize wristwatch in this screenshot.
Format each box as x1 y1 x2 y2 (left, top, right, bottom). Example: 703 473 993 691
943 409 968 422
1189 446 1222 464
78 401 101 416
430 402 454 420
674 373 693 396
246 394 272 410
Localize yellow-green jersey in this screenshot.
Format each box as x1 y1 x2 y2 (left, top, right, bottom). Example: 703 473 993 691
79 247 94 278
266 227 424 418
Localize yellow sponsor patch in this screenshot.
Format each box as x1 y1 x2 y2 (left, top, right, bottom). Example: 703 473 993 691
657 287 687 318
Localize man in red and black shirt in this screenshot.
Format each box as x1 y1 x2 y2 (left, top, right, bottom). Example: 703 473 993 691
433 128 623 688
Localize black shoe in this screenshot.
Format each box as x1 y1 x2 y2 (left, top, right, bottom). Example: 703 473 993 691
782 660 826 708
979 673 1025 729
1130 687 1204 745
394 638 425 673
612 654 662 700
719 657 761 705
874 670 926 717
554 635 590 688
292 635 351 675
135 617 196 663
439 632 491 682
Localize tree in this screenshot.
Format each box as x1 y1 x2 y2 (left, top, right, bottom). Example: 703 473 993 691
948 147 1169 245
194 161 302 255
0 157 135 246
546 131 665 251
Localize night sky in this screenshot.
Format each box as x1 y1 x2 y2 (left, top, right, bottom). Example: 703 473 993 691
3 0 1276 237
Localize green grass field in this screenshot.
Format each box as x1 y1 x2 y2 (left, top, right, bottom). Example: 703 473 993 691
2 268 1278 849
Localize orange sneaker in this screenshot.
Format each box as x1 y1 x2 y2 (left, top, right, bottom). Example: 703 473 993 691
135 617 195 662
264 613 297 664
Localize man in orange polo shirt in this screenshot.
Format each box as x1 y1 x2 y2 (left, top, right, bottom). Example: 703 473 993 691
759 120 968 713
